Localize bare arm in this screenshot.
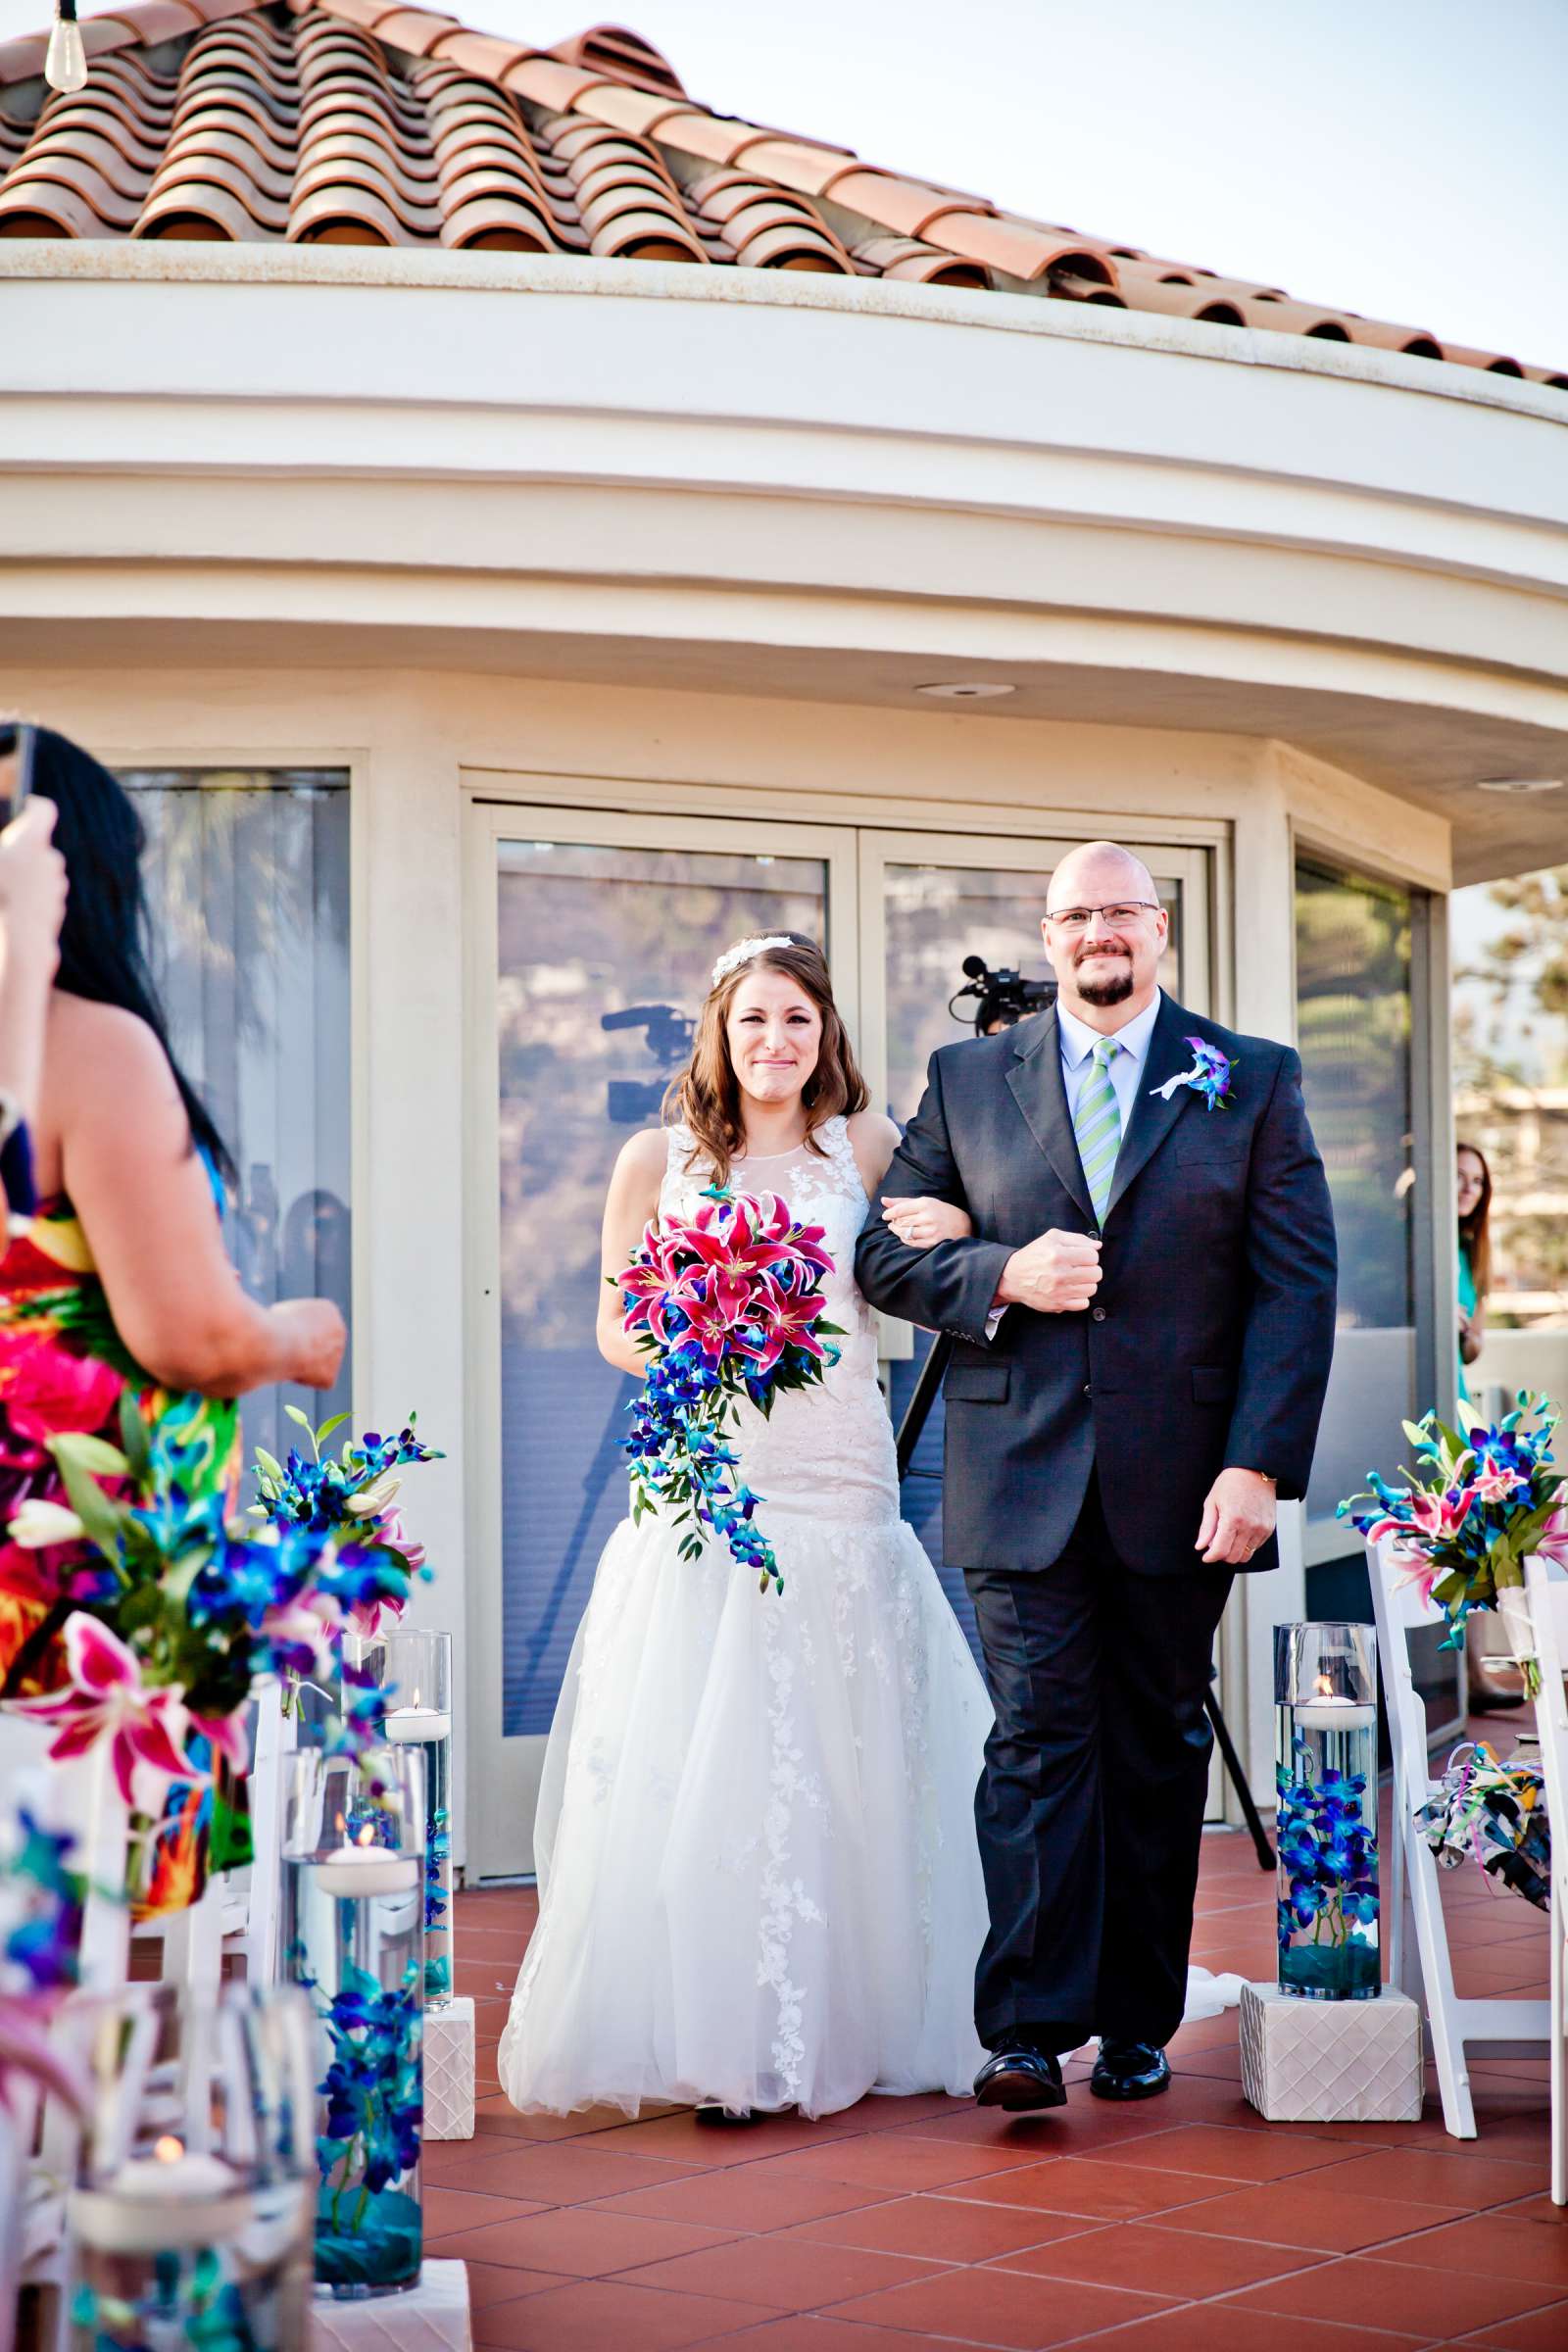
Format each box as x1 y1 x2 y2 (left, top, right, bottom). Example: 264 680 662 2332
596 1127 667 1378
49 999 345 1396
0 800 67 1134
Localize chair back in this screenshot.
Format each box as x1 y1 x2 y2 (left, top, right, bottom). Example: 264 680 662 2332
1523 1556 1568 1924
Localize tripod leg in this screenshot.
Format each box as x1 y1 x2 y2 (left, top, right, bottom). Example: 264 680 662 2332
894 1331 955 1480
1205 1688 1274 1869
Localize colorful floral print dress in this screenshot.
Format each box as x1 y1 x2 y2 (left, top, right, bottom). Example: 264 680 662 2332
0 1172 244 1916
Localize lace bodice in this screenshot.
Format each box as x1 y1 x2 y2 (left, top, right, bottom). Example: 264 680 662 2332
659 1114 899 1529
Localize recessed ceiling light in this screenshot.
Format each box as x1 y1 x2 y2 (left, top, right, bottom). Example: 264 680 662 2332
1475 776 1564 795
915 681 1016 700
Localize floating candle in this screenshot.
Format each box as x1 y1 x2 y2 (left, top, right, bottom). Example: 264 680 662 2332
74 2136 251 2254
1293 1691 1377 1733
312 1843 419 1897
382 1707 452 1744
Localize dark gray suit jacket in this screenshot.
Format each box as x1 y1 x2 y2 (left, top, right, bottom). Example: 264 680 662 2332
855 993 1338 1577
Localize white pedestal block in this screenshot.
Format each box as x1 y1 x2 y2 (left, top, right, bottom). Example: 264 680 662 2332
1240 1981 1423 2124
424 1996 475 2139
310 2261 471 2351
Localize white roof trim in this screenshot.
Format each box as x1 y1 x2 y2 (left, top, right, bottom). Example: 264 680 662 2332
1 238 1563 428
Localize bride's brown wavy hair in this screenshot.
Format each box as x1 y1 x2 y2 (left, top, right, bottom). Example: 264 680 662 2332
668 934 868 1188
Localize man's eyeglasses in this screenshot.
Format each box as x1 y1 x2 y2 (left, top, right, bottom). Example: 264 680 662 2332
1045 901 1161 934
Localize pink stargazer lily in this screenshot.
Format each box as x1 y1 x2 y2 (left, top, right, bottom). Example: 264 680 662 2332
9 1614 209 1811
1366 1484 1478 1553
1536 1504 1568 1569
1472 1461 1529 1506
739 1286 831 1378
188 1707 252 1777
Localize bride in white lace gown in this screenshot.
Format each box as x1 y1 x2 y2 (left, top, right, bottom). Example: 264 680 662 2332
498 933 993 2120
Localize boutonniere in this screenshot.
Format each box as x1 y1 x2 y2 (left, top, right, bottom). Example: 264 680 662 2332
1150 1035 1236 1111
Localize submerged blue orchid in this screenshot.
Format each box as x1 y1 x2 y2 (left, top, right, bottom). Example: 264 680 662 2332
1276 1734 1379 1958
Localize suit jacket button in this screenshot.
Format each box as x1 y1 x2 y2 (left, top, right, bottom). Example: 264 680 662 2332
1083 1382 1093 1398
1092 1306 1106 1322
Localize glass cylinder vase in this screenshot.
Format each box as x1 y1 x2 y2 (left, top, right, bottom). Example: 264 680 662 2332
1274 1622 1380 2000
65 1982 316 2351
281 1746 425 2298
346 1630 454 2011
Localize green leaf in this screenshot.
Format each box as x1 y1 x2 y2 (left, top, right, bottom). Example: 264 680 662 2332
118 1393 152 1481
316 1412 351 1446
50 1431 129 1481
53 1450 128 1554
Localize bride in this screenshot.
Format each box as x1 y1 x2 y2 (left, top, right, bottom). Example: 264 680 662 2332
498 932 994 2121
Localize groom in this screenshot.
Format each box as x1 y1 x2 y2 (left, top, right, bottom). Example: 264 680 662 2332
857 841 1337 2111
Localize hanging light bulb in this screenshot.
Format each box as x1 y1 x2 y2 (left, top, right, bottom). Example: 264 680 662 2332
44 0 87 93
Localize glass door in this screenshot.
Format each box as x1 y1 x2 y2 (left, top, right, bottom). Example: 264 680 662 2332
466 806 858 1877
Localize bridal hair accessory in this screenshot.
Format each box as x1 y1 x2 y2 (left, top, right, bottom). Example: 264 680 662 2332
711 935 796 987
1150 1034 1235 1111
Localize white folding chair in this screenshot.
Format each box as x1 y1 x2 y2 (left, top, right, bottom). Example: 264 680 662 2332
1367 1535 1551 2138
1524 1555 1568 2204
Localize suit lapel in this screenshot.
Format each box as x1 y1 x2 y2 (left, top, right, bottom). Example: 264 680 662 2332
1104 991 1197 1224
1005 1007 1096 1226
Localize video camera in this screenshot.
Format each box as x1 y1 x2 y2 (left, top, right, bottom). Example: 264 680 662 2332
949 955 1056 1037
601 1004 697 1123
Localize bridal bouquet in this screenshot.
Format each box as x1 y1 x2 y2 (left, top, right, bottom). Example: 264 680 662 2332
614 1187 842 1593
1339 1392 1567 1690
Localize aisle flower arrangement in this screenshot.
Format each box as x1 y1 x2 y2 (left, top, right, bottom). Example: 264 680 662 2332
1339 1392 1566 1689
614 1186 842 1592
1415 1740 1550 1911
0 1805 91 2116
0 1399 441 1892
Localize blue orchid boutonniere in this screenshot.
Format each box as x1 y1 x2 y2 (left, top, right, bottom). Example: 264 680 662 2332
1151 1034 1236 1111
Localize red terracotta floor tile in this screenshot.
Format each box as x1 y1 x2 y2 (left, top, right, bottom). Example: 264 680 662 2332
427 2206 740 2276
616 2232 950 2312
794 2194 1096 2264
760 2136 1050 2191
469 2278 771 2350
1378 2211 1568 2287
1452 2303 1568 2351
1070 2309 1427 2352
712 2322 966 2352
424 2184 549 2236
588 2112 862 2169
990 2219 1323 2298
463 2258 575 2308
1220 2252 1567 2337
823 2265 1170 2348
1165 2179 1462 2252
952 2153 1231 2221
1105 2122 1365 2182
590 2167 896 2232
429 2140 704 2204
1309 2147 1548 2208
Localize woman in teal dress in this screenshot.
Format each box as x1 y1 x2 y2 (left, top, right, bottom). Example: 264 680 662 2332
1456 1140 1492 1402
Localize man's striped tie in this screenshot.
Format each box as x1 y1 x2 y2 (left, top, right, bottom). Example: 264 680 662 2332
1074 1036 1123 1226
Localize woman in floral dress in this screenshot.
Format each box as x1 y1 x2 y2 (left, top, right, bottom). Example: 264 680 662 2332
0 728 346 1910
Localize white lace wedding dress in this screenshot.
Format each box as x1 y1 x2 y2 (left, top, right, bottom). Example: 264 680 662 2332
497 1114 994 2119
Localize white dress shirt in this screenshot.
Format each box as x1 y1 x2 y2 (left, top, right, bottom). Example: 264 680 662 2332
1055 989 1164 1127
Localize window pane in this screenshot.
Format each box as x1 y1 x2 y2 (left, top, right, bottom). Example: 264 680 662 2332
122 769 353 1470
1294 858 1415 1530
495 840 828 1738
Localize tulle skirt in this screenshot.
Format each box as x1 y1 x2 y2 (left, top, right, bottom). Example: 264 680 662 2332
497 1504 994 2120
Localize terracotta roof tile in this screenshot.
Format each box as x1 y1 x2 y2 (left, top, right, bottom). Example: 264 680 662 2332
0 0 1557 390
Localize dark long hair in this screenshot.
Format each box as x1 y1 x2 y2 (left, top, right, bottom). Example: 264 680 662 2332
33 727 234 1184
668 933 867 1190
1457 1139 1493 1304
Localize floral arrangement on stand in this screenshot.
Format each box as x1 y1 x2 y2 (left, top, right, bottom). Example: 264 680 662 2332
300 1956 423 2291
1340 1391 1567 1691
1276 1741 1380 1996
614 1187 841 1592
1415 1741 1551 1912
0 1398 440 1908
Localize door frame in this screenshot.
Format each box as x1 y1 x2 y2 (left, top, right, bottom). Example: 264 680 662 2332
462 797 860 1879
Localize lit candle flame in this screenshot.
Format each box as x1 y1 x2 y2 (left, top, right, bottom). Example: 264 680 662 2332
154 2135 184 2164
1315 1675 1333 1698
356 1823 374 1847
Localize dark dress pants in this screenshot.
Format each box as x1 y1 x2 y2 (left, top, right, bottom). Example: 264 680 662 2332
965 1474 1234 2053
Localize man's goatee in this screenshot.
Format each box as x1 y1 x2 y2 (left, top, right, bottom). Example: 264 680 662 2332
1076 967 1135 1008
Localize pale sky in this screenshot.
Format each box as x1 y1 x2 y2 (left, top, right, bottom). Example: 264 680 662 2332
3 0 1564 365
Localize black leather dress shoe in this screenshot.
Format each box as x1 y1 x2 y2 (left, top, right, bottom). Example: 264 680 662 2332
973 2047 1066 2112
695 2102 762 2127
1090 2040 1170 2100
